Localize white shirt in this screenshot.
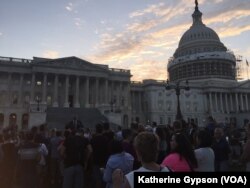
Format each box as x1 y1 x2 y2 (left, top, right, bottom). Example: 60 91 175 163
125 166 170 188
194 147 215 172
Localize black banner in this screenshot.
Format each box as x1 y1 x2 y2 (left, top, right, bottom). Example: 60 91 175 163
134 172 250 187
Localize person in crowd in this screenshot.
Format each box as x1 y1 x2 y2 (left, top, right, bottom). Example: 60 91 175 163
90 123 109 188
18 132 40 188
206 116 217 136
34 134 49 188
194 129 215 171
188 119 198 146
103 140 134 188
212 127 231 171
240 123 250 171
172 120 183 133
103 122 115 143
84 127 92 141
66 116 84 132
161 132 197 171
155 127 168 164
122 129 140 170
115 126 123 141
0 134 3 179
61 130 92 188
50 129 63 186
112 132 171 188
1 132 18 188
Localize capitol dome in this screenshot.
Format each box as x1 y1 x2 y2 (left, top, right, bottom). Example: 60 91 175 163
168 1 236 81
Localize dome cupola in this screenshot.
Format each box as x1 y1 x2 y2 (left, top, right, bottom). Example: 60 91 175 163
168 0 236 82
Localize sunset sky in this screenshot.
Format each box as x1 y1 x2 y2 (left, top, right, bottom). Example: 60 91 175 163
1 0 250 81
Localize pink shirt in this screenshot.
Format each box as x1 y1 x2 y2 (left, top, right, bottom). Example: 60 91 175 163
161 153 191 172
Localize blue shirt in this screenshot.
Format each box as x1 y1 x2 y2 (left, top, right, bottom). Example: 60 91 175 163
103 152 134 188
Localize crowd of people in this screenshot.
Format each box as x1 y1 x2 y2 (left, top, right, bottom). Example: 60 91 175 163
0 116 249 188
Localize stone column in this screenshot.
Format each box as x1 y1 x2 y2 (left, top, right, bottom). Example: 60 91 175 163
18 74 24 106
246 94 249 111
64 75 69 107
74 76 80 108
209 93 213 112
215 92 218 112
225 93 229 113
132 91 136 110
220 92 224 113
105 79 109 104
111 81 114 102
95 78 99 106
42 73 47 103
235 93 239 112
240 93 244 111
85 77 90 107
7 73 12 105
118 82 122 106
230 94 233 112
53 74 59 107
126 82 130 107
138 91 142 112
30 73 36 102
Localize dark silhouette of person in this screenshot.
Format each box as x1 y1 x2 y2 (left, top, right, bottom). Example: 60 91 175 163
66 116 84 132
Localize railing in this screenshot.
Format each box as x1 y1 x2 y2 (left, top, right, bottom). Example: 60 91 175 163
109 68 130 73
0 56 32 63
168 51 236 68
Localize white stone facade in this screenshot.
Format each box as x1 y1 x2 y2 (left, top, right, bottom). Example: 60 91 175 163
0 56 132 130
130 79 250 127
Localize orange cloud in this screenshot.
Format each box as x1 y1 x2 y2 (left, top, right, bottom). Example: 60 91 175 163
130 60 167 81
43 50 60 59
89 0 250 81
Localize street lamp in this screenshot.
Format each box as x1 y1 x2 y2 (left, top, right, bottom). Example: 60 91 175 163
35 96 41 111
165 79 189 120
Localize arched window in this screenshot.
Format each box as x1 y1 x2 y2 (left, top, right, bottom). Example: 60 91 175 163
22 114 29 130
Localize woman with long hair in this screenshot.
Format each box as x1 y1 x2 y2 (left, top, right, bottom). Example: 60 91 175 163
161 132 197 171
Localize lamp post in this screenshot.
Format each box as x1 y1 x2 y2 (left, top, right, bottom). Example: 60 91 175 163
35 96 41 112
165 80 189 120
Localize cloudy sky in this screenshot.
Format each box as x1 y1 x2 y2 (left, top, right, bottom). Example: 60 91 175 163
1 0 250 81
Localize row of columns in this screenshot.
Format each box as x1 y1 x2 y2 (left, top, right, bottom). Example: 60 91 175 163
27 73 129 108
207 92 249 113
1 72 130 109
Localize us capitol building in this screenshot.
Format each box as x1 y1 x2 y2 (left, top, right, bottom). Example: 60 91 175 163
0 1 249 130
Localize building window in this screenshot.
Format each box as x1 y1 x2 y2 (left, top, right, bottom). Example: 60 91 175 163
24 95 30 105
12 93 18 105
9 113 17 127
166 102 171 111
22 114 29 130
26 80 31 85
47 96 52 106
159 117 164 124
158 101 163 110
168 117 171 125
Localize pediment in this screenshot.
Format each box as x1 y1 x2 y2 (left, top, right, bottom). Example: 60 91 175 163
34 56 108 72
